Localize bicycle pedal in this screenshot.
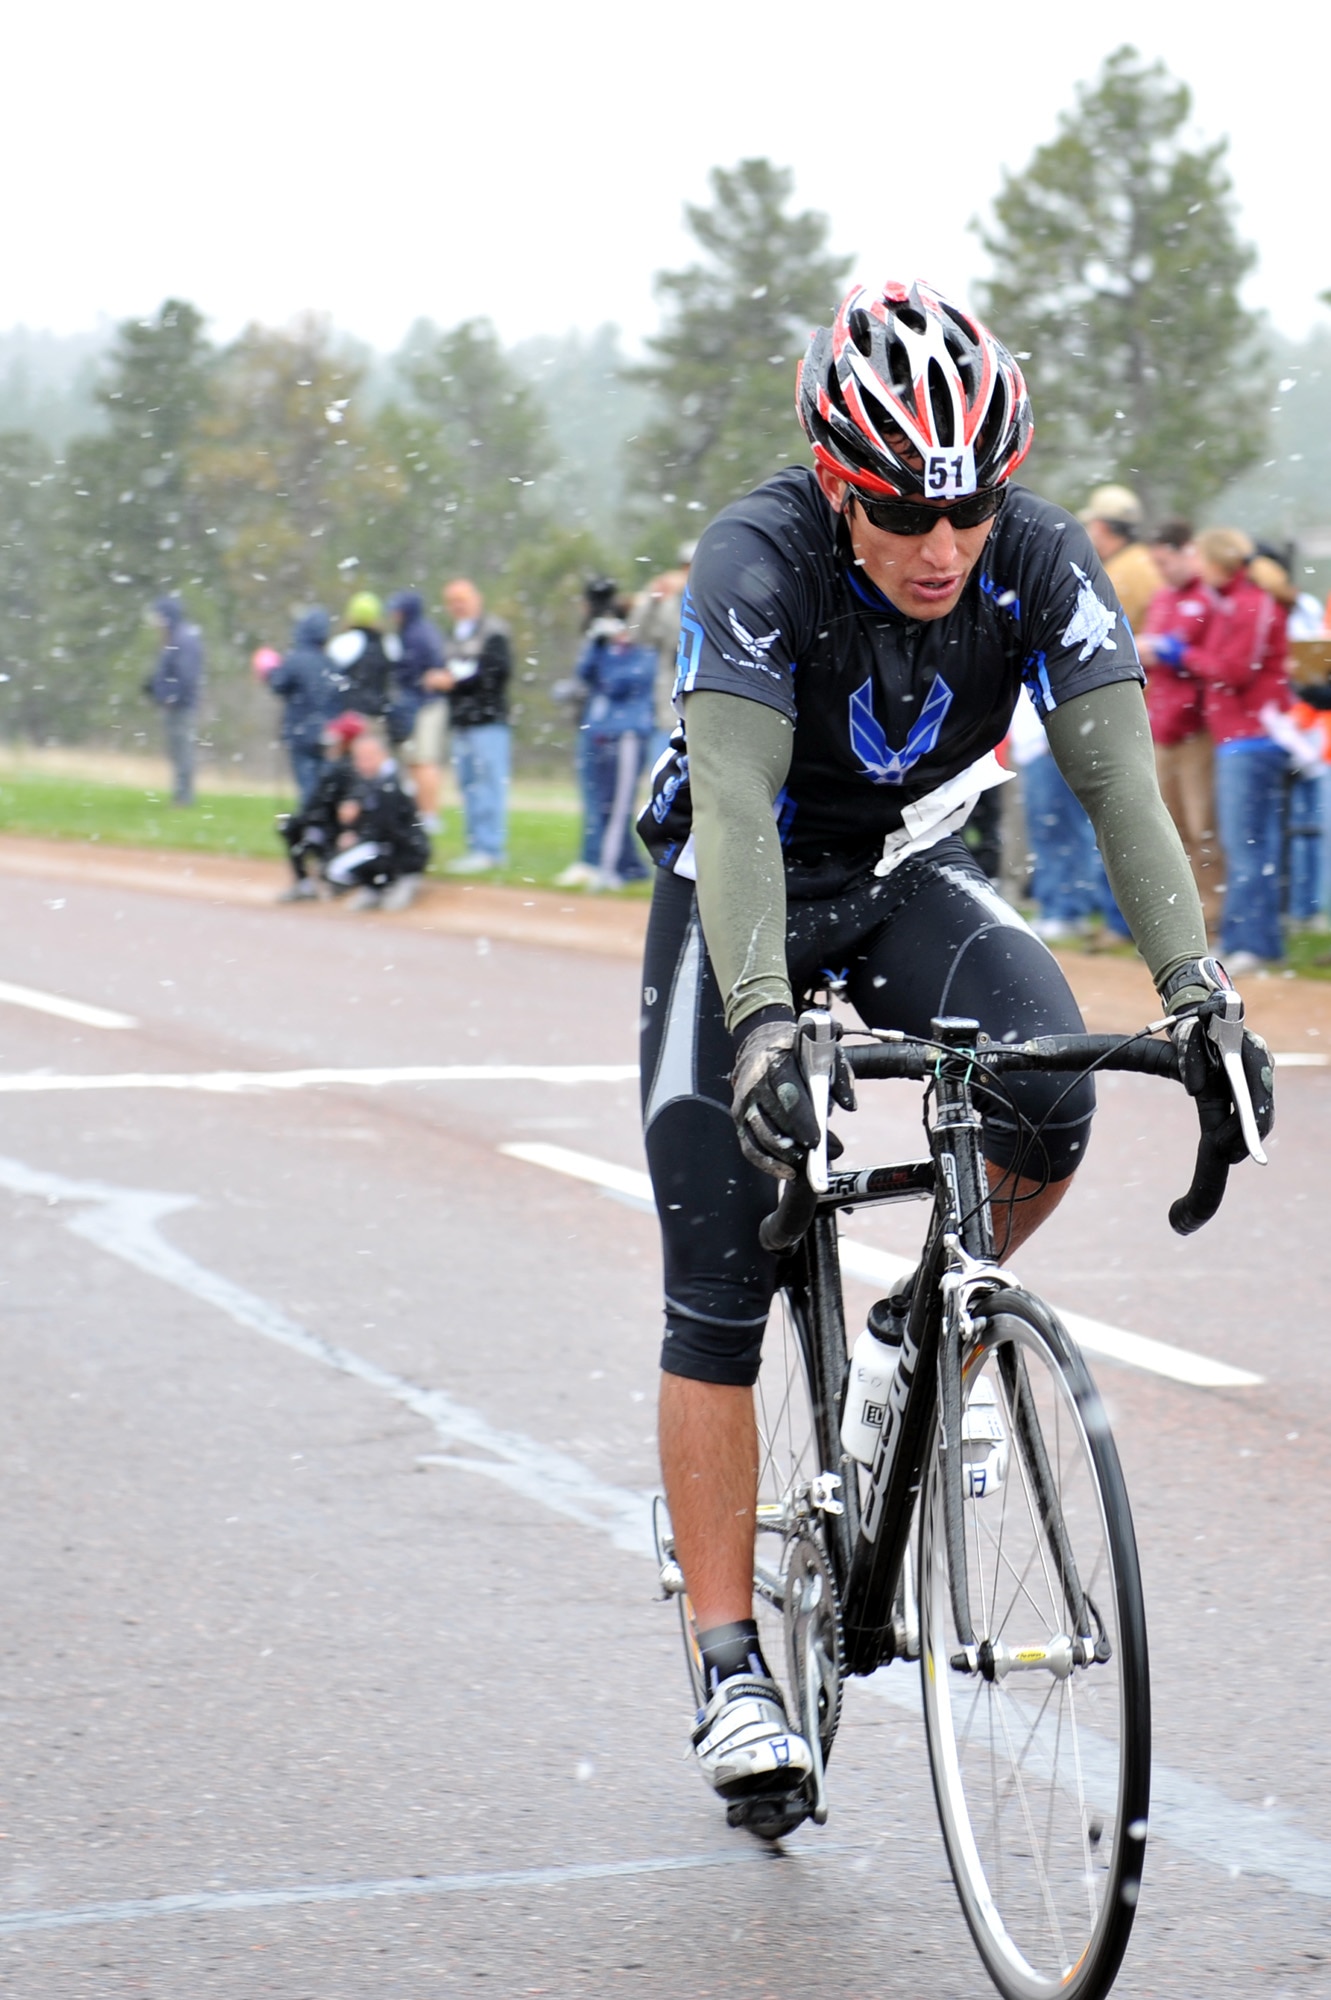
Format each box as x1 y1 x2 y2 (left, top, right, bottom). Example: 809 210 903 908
725 1791 812 1843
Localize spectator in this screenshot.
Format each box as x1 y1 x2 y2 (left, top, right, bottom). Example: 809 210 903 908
326 592 402 723
628 543 695 764
1183 528 1290 970
145 595 204 806
275 709 364 901
325 728 431 912
1250 555 1325 926
1139 521 1222 932
1080 485 1162 634
1287 579 1331 923
576 615 656 888
432 579 511 873
389 589 447 831
554 577 622 890
260 607 337 806
1007 687 1126 942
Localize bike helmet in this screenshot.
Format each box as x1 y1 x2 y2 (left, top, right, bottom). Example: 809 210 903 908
796 280 1033 498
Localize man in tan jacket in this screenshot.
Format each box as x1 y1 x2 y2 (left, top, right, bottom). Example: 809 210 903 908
1080 484 1163 635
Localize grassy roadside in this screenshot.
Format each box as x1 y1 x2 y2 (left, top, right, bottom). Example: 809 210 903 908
1 767 1326 968
0 768 648 895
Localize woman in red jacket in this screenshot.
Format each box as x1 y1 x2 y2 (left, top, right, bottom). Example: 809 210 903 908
1175 528 1290 968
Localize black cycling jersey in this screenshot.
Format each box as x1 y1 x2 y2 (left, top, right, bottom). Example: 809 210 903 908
638 468 1143 883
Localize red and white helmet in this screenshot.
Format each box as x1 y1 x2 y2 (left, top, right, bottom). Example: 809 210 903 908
796 279 1033 499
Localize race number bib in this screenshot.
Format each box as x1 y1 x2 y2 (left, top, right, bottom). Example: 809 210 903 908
923 446 977 498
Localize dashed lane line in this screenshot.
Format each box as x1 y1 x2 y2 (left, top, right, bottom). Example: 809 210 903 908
0 1062 638 1095
0 1147 1318 1910
500 1142 1263 1391
0 978 136 1030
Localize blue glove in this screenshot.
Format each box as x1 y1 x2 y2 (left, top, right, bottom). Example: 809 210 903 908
1152 633 1186 669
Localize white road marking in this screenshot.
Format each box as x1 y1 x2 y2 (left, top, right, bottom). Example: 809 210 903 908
0 1153 652 1559
499 1143 1263 1391
503 1139 653 1201
0 1050 1317 1090
0 978 136 1030
0 1150 1319 1899
0 1063 638 1095
867 1665 1331 1900
1273 1051 1329 1067
0 1849 763 1937
836 1237 1262 1391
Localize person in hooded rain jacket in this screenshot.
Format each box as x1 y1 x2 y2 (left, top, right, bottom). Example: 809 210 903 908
265 607 338 804
389 589 447 830
145 595 205 806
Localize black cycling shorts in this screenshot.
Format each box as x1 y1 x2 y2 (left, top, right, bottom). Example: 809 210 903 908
640 840 1095 1388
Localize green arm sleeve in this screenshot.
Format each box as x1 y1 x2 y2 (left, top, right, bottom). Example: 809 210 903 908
684 688 795 1034
1044 679 1207 988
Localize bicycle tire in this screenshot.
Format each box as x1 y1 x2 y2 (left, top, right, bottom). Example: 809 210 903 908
919 1287 1150 2000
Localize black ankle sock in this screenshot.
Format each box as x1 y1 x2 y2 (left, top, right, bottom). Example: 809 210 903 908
696 1619 771 1693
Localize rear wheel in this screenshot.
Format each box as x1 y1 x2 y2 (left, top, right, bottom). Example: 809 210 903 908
919 1288 1150 2000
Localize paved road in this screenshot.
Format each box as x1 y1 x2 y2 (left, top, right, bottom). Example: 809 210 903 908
0 865 1327 1998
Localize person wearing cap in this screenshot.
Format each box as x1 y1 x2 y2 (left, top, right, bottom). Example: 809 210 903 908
1138 521 1222 932
326 727 432 911
1080 485 1163 635
274 710 366 901
326 592 403 722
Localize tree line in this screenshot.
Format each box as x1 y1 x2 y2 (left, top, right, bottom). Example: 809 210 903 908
0 47 1299 767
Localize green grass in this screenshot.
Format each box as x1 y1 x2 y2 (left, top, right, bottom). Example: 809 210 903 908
0 768 651 895
1285 929 1331 981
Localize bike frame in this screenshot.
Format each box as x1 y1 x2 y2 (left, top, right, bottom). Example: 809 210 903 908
779 1015 1011 1677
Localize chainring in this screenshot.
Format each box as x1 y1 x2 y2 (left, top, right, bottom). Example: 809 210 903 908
783 1529 844 1763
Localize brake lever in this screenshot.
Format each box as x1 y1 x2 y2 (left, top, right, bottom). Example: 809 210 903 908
796 1008 837 1194
1207 991 1267 1165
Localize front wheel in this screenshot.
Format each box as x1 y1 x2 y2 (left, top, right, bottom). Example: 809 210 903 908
920 1288 1150 2000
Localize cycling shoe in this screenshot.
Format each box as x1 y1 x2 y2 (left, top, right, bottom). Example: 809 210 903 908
691 1673 814 1803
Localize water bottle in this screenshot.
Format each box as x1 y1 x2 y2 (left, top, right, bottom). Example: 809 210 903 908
840 1296 908 1465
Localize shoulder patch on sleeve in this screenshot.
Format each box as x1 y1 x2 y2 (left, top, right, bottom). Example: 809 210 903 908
1061 564 1119 663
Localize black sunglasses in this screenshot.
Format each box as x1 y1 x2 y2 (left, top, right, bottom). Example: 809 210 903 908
850 484 1007 536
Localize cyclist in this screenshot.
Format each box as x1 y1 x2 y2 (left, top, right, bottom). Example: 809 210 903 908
637 279 1272 1824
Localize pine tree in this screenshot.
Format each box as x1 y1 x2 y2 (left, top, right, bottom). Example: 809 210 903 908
632 160 851 528
374 319 553 590
71 298 215 603
975 47 1268 519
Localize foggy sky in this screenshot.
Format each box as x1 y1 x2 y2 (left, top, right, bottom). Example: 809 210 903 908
8 1 1327 353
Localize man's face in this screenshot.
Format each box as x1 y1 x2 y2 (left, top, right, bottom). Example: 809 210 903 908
814 466 998 622
1083 518 1125 564
1150 543 1196 591
444 581 481 624
351 734 387 778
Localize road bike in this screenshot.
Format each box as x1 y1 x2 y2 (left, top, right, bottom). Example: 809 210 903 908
654 999 1261 2000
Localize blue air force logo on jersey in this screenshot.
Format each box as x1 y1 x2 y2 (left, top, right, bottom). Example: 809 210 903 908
849 675 954 785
